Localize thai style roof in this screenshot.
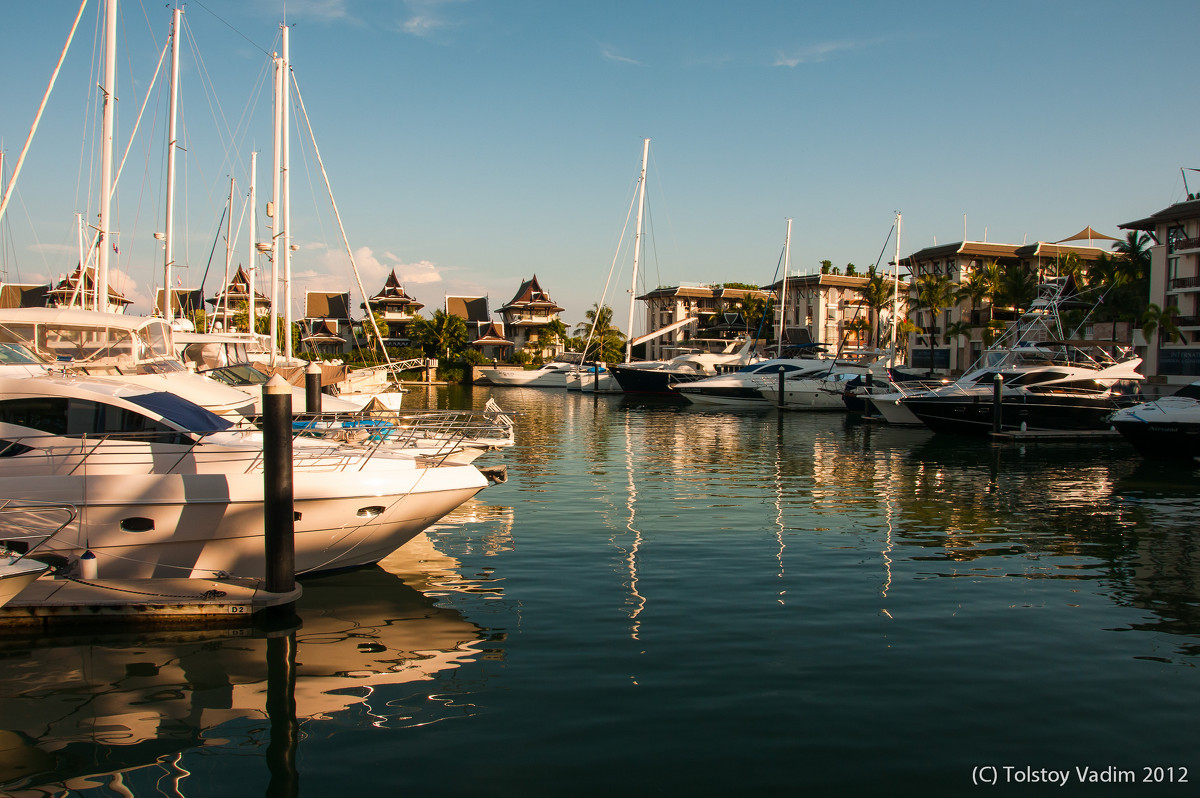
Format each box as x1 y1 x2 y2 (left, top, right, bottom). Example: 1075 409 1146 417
497 275 564 314
0 283 50 309
365 269 424 310
447 295 490 323
305 291 351 320
48 266 131 306
471 321 513 347
207 265 271 308
301 318 346 344
154 288 204 316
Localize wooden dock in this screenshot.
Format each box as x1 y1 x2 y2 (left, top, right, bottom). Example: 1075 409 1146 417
989 429 1122 441
0 576 301 630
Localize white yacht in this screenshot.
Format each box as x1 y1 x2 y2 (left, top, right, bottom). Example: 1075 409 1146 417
677 358 834 407
761 361 891 411
1110 381 1200 460
0 374 490 579
0 308 259 416
484 361 577 387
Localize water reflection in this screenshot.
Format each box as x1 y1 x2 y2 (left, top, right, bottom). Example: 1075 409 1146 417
0 527 503 796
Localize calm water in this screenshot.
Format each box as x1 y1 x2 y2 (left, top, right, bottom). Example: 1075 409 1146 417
2 385 1199 796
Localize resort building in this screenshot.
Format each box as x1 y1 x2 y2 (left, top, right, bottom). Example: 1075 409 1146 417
47 266 131 313
1122 198 1200 384
362 270 424 347
154 288 204 322
0 283 50 309
494 276 565 358
447 295 493 344
471 321 515 361
902 238 1110 373
636 284 772 361
763 274 909 356
301 291 353 356
206 266 271 332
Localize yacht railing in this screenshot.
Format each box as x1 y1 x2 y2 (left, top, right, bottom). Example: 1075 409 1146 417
0 499 78 558
0 405 515 475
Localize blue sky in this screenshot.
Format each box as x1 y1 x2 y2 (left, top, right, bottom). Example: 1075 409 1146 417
2 0 1198 335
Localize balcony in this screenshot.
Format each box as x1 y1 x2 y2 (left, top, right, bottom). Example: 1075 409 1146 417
1169 275 1200 291
1176 315 1200 328
1169 236 1200 254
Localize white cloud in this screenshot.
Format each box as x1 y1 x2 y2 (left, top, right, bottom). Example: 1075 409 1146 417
398 0 469 38
275 0 354 23
774 39 867 67
600 44 641 66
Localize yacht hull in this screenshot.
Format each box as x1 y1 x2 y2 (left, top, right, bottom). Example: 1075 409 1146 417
0 446 488 579
904 394 1129 435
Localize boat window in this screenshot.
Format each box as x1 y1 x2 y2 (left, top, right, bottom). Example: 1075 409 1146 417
0 397 194 443
0 342 44 365
125 391 232 433
138 321 174 359
1005 370 1072 386
1175 383 1200 400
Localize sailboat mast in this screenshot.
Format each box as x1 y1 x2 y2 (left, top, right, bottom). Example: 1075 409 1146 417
269 41 284 362
624 137 649 364
281 24 293 362
163 5 181 323
96 0 118 312
779 218 791 352
248 151 257 332
890 211 902 365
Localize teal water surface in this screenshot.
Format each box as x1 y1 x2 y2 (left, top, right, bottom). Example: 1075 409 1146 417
1 385 1198 796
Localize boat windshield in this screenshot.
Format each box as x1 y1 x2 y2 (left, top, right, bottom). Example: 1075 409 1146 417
0 342 44 365
203 364 270 386
125 392 234 433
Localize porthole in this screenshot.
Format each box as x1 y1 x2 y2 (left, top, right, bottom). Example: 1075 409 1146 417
356 506 385 519
120 517 155 533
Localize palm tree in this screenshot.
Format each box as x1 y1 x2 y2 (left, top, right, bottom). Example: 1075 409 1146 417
411 309 467 360
914 273 959 373
1141 303 1183 348
956 263 996 325
575 303 626 363
858 267 894 350
1112 230 1151 277
995 263 1037 315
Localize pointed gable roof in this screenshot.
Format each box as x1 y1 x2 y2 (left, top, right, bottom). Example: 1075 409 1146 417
497 274 564 314
48 265 131 307
365 269 424 311
207 265 271 307
471 321 513 348
306 291 351 320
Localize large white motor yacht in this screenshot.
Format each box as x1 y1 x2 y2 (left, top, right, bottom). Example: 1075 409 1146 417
0 374 489 579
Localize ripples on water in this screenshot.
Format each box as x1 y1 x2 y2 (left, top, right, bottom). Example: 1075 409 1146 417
1 385 1198 796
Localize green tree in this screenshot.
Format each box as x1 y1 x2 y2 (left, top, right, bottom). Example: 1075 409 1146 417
858 267 895 350
995 263 1037 315
1141 303 1183 347
411 310 468 360
575 303 626 363
957 262 997 324
914 273 959 373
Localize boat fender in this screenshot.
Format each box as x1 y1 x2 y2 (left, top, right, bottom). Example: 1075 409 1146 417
79 550 98 580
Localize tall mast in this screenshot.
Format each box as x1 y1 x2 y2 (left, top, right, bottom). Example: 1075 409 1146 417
269 40 284 361
163 6 181 322
890 211 902 365
96 0 118 312
281 23 293 362
779 218 791 352
248 151 257 332
624 137 649 364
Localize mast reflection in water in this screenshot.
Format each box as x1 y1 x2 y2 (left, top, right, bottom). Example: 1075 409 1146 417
3 383 1199 796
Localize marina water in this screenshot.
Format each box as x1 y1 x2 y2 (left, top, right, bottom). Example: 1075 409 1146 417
1 385 1198 796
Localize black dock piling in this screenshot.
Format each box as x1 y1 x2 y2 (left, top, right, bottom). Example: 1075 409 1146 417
992 373 1004 434
304 361 322 415
264 376 295 595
